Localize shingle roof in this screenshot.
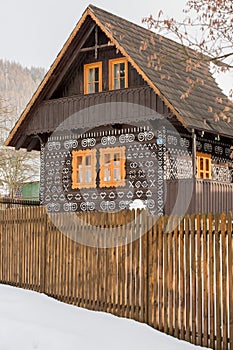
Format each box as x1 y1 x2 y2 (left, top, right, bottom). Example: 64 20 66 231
5 4 233 147
88 4 233 137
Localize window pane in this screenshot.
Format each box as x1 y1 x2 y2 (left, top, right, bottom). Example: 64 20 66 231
114 168 120 181
85 155 91 166
76 157 82 166
206 159 209 171
88 83 94 94
200 158 203 170
120 78 125 89
104 154 111 165
104 168 111 181
86 169 91 182
114 153 120 165
78 167 83 182
94 82 99 92
114 79 120 90
94 67 99 81
120 63 125 77
88 68 94 83
114 64 119 79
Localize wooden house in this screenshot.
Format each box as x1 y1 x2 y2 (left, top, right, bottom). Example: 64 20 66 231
5 5 233 215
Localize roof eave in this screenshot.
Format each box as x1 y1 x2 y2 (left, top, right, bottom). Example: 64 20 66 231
5 5 189 148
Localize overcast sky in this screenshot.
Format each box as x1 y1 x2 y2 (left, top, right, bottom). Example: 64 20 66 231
0 0 232 95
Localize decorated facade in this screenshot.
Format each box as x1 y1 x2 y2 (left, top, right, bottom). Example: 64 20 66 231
5 5 233 215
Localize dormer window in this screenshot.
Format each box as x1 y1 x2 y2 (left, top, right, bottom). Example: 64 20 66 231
84 62 102 94
109 58 128 90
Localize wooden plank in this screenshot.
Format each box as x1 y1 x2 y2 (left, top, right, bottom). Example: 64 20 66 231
32 207 36 289
25 208 29 288
185 216 191 343
209 214 215 349
135 214 141 321
89 212 95 309
158 216 164 331
215 214 221 350
196 214 202 346
80 214 85 308
112 212 117 315
125 211 131 319
179 217 185 340
118 213 123 318
191 214 196 345
228 213 233 350
0 207 3 282
152 216 159 330
103 214 108 314
168 217 174 336
29 206 33 289
72 224 77 305
163 216 169 334
15 207 19 285
106 212 112 314
202 214 209 348
123 211 129 319
220 213 228 350
99 213 105 312
141 210 148 323
147 214 154 327
174 216 179 338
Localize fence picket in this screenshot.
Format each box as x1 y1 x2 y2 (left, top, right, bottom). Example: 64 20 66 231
0 206 232 350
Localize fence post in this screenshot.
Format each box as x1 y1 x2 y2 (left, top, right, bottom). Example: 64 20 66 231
40 208 47 293
228 213 233 350
0 208 3 282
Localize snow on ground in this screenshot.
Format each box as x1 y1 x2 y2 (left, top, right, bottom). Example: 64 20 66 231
0 285 207 350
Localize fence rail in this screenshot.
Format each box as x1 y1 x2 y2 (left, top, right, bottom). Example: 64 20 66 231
0 207 232 349
0 198 40 209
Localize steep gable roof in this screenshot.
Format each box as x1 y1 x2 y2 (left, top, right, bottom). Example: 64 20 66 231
5 4 233 147
87 5 232 136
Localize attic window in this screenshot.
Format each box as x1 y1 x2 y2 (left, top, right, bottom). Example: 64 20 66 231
84 62 102 94
196 152 212 179
72 149 97 189
109 58 128 90
99 146 126 188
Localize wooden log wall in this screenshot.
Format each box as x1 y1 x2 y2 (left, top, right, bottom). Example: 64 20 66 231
0 206 232 350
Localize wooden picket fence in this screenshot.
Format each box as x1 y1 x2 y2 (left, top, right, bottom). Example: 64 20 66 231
0 206 232 350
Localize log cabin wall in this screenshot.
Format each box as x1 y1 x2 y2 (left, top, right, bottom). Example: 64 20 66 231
40 121 194 215
40 121 233 215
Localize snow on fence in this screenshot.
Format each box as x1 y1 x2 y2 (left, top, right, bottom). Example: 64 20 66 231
0 206 232 350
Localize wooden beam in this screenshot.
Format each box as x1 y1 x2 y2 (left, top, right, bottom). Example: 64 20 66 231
15 135 27 150
27 137 39 152
95 25 98 59
80 42 114 52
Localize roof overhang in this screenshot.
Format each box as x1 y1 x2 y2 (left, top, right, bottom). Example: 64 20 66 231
5 5 188 149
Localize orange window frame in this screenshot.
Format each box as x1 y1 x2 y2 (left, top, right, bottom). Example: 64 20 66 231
84 62 102 94
99 146 126 188
109 58 128 90
196 152 212 179
72 149 97 189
